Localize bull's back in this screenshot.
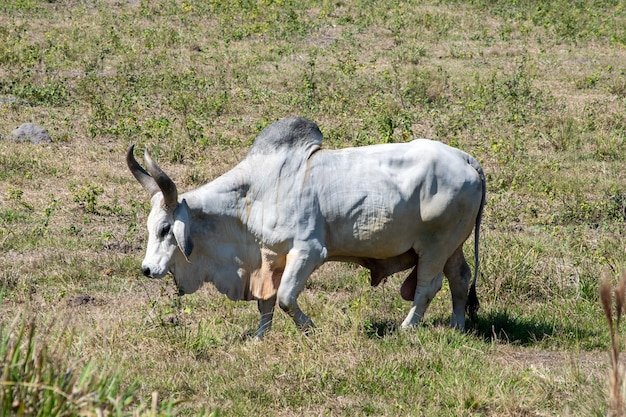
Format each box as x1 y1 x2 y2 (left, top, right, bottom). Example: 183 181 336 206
310 139 482 259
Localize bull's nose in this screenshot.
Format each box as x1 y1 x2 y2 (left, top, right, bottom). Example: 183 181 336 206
142 266 151 277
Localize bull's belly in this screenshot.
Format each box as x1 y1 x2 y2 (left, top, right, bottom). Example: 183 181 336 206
325 221 419 259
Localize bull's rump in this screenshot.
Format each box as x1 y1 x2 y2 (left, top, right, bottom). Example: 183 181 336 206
311 139 482 259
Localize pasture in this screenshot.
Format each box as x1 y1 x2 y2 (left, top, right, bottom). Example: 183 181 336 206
1 0 625 415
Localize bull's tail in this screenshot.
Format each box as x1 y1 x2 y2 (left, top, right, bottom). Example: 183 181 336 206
467 157 486 322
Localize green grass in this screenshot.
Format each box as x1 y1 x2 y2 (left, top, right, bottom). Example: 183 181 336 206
0 0 625 415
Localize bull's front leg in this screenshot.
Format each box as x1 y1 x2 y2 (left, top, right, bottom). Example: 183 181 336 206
255 296 277 340
276 245 327 333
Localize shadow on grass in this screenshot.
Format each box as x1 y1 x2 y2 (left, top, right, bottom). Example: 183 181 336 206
363 310 600 347
362 319 398 338
469 310 559 345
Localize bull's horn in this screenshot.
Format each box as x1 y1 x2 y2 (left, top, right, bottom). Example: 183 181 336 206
126 144 160 197
143 148 178 209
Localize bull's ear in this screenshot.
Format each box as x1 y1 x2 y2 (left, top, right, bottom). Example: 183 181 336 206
173 199 194 262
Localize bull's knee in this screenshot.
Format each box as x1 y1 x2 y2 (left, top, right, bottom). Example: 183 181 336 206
277 289 294 313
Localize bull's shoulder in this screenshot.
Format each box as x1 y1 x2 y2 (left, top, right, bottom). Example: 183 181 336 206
247 117 322 157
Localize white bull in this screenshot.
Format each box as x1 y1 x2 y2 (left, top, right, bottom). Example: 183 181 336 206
127 117 485 338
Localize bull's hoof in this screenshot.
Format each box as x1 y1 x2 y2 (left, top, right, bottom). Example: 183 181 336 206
298 320 316 335
400 319 417 330
449 322 466 332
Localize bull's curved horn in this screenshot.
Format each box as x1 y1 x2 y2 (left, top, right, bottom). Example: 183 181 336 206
126 144 160 197
143 149 178 209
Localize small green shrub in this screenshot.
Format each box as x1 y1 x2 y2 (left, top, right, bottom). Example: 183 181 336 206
69 184 104 214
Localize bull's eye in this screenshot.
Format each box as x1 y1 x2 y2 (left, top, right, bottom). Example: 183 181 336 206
158 223 172 238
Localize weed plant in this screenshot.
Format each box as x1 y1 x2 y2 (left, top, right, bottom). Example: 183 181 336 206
0 0 625 415
0 317 179 416
600 273 626 417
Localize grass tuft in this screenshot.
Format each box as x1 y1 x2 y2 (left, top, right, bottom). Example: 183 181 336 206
0 317 185 416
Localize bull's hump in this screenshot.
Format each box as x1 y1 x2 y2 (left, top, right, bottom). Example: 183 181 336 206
247 117 322 156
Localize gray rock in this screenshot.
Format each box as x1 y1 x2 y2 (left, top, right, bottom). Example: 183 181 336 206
9 123 52 144
0 95 29 106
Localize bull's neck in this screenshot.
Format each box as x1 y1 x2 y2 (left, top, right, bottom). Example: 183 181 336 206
180 165 250 222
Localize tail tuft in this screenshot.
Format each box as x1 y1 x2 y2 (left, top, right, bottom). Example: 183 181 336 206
466 283 480 323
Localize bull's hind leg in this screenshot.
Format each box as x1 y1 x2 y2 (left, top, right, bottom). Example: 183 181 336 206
400 253 447 329
443 247 471 330
400 272 443 329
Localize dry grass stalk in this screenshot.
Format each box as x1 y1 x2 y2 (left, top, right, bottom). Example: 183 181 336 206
601 272 626 417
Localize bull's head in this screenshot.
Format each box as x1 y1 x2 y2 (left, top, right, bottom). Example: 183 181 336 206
126 145 194 279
